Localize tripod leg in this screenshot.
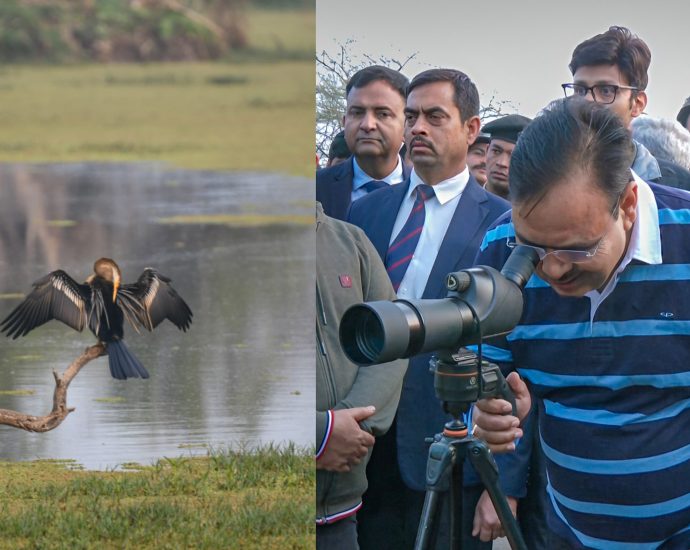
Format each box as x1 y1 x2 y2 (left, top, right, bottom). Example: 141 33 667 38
414 490 441 550
450 457 463 550
467 441 527 550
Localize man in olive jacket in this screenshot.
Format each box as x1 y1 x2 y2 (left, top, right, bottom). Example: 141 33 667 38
316 202 408 549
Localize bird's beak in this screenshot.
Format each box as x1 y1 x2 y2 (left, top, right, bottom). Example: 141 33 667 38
112 275 120 303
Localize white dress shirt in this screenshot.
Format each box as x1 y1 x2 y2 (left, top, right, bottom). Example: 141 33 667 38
391 168 470 300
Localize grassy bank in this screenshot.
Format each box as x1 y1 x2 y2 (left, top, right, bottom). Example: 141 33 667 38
0 444 314 549
0 8 315 176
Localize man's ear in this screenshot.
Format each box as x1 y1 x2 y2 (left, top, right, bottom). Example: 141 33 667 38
621 180 638 230
465 115 482 145
631 90 647 119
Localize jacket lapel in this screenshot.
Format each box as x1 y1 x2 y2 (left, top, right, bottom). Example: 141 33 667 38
423 178 490 299
329 159 355 220
368 178 411 260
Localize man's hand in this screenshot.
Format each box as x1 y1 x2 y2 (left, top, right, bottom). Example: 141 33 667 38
316 406 376 472
473 372 531 453
472 490 518 542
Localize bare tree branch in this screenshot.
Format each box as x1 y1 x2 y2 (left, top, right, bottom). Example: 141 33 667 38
315 41 422 163
0 343 106 432
315 41 517 165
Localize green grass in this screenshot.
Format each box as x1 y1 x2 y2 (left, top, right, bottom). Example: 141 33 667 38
0 443 315 549
0 8 315 176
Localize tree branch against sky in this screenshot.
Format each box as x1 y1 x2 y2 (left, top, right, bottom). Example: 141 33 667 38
316 40 516 164
317 1 690 124
316 41 418 162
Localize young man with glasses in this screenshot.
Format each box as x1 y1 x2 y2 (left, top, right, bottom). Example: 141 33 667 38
562 25 690 191
472 98 690 549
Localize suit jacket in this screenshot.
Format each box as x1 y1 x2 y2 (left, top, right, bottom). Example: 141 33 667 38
347 175 510 490
316 156 411 221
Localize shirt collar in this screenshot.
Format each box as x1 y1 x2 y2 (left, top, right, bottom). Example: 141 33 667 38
584 170 661 301
352 156 404 191
627 170 662 265
408 167 470 205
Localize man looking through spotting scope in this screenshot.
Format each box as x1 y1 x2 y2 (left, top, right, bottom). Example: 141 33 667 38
472 98 690 549
348 68 510 549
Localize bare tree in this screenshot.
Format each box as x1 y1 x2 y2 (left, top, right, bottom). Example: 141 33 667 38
316 40 417 165
479 93 518 125
0 344 106 432
316 41 517 166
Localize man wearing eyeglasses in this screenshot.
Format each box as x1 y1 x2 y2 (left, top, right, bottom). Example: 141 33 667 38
562 26 690 191
471 98 690 549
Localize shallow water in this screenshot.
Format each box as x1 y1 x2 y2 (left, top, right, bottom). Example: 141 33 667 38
0 162 314 469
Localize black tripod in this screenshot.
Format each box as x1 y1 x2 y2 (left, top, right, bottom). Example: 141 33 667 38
414 351 528 550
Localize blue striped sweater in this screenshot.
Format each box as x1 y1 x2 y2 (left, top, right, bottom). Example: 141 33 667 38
476 182 690 549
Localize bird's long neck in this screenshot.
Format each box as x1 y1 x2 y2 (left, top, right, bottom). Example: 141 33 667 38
92 258 121 302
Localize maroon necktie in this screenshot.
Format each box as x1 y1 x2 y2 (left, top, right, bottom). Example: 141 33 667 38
385 184 435 292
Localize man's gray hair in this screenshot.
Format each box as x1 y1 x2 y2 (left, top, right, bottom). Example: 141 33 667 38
631 116 690 171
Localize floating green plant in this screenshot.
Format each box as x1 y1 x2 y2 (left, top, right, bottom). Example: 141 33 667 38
93 396 127 404
0 389 36 396
156 214 313 227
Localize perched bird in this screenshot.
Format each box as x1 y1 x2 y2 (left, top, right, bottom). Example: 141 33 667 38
0 258 192 380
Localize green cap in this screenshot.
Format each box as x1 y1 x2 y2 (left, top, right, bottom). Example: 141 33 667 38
482 114 532 144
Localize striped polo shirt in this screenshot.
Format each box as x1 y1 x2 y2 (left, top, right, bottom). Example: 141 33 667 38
476 177 690 549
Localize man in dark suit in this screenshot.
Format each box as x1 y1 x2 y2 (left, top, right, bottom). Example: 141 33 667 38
317 66 410 220
349 68 510 549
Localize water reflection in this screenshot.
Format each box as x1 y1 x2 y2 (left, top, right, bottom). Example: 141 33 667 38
0 163 314 469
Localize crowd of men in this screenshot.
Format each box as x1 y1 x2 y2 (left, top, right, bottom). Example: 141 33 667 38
316 25 690 550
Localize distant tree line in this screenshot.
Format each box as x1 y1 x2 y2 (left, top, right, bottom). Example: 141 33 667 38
250 0 312 8
0 0 264 62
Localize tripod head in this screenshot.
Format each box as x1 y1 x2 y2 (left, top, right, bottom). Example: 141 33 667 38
433 348 516 423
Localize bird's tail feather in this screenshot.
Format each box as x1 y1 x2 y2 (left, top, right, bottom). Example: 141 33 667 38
106 340 150 380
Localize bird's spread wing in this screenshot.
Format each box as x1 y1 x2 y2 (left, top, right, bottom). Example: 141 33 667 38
118 268 192 332
0 271 90 338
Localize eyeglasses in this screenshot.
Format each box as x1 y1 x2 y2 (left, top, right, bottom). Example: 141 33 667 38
507 196 622 263
561 83 639 104
506 236 607 263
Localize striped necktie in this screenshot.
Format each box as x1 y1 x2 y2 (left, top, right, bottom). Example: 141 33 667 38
363 179 387 193
385 184 435 292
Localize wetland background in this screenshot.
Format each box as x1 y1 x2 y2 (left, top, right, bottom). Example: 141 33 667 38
0 1 315 547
